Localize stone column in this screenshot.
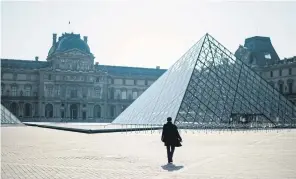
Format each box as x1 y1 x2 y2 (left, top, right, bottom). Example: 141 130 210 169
38 71 45 118
66 103 70 118
102 81 109 120
54 103 60 118
19 102 24 118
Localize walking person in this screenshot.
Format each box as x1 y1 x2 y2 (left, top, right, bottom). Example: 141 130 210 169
161 117 182 164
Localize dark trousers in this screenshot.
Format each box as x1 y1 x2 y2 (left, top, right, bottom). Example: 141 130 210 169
166 145 175 163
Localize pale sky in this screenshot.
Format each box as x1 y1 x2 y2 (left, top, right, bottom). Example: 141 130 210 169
1 0 296 69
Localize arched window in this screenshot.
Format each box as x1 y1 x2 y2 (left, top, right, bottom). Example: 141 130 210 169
278 80 284 93
45 103 53 118
287 79 294 94
70 104 78 119
24 103 32 117
94 105 101 118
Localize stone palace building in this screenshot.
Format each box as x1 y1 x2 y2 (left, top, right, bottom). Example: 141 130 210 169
235 36 296 105
1 33 165 122
1 33 295 122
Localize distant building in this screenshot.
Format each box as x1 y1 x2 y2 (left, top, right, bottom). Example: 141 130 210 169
1 33 165 122
235 36 296 104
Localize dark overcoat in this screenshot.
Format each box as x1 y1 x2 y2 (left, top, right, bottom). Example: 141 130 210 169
161 122 182 147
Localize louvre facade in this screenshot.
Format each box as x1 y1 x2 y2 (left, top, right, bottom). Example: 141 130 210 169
1 33 165 122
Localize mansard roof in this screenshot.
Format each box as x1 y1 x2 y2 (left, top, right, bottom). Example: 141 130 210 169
97 65 166 77
1 59 167 76
1 59 50 70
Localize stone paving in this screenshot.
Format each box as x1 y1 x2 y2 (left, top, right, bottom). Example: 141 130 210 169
1 126 296 179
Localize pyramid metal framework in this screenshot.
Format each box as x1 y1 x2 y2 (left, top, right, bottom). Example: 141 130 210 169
113 34 296 128
1 104 22 124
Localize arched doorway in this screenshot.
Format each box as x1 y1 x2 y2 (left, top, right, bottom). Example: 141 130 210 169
70 104 78 119
24 103 32 117
10 102 18 116
45 103 53 118
94 105 101 118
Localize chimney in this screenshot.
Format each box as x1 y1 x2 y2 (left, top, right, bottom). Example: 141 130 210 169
52 33 57 45
35 56 39 61
83 36 88 43
156 66 160 69
95 62 99 65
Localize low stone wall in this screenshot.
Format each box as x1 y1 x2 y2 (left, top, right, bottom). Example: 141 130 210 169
19 118 114 123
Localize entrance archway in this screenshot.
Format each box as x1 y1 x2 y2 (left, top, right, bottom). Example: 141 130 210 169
24 103 32 117
10 102 18 116
45 103 53 118
94 105 101 118
70 104 78 119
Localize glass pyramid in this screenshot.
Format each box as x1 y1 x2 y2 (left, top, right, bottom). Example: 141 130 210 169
112 34 296 128
1 104 22 124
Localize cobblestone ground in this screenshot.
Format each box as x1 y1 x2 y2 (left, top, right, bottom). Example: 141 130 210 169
1 126 296 179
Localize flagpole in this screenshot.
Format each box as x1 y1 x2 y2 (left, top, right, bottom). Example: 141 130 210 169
68 21 73 33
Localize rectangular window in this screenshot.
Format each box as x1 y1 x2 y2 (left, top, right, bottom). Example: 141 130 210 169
95 89 101 98
264 53 271 59
132 91 138 99
289 68 292 75
121 90 127 99
114 79 123 85
56 86 60 96
289 83 293 94
70 90 77 98
25 86 31 96
12 86 17 96
279 69 282 76
48 88 53 97
1 86 4 96
270 71 273 77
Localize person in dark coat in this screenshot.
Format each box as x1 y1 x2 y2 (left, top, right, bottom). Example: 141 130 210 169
161 117 182 163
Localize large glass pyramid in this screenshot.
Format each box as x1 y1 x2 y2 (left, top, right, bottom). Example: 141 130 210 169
112 34 296 128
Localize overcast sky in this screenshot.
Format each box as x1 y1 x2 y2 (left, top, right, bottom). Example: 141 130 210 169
1 0 296 68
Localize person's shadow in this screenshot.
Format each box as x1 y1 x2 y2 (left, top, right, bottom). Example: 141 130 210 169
161 163 184 172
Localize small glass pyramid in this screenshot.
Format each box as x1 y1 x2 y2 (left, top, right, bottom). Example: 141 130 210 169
112 34 296 128
1 104 22 124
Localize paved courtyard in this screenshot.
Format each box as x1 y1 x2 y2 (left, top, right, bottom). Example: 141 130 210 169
1 126 296 179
